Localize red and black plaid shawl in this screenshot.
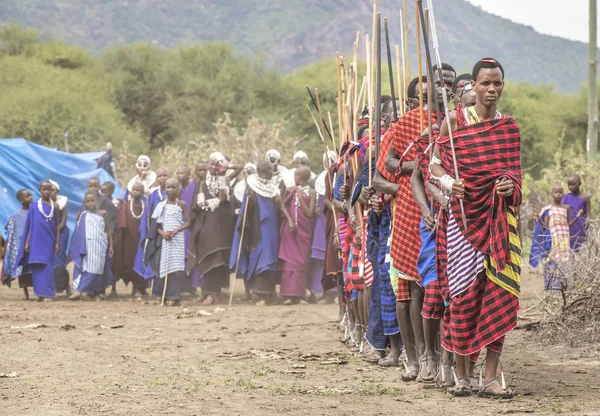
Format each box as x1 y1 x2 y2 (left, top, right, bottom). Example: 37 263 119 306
436 116 522 272
376 132 396 183
388 108 425 279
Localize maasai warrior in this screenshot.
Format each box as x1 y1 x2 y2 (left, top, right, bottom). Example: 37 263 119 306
1 189 34 299
562 174 591 251
145 178 190 306
408 66 458 384
308 151 337 302
16 180 60 301
114 182 147 297
148 168 170 215
384 74 438 381
452 74 477 108
266 149 293 190
530 184 583 290
125 155 157 197
369 97 410 367
279 166 317 304
49 180 70 296
230 161 281 305
431 58 520 398
176 165 198 296
188 152 241 305
324 153 345 321
70 191 114 300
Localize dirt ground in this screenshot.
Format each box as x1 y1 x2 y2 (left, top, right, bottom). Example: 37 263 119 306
1 270 600 416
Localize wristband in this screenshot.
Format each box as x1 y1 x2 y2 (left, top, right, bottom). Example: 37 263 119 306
439 174 455 192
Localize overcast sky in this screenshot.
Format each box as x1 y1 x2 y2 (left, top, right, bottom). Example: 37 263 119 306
466 0 592 43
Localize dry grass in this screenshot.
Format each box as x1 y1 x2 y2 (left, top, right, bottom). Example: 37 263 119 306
536 220 600 345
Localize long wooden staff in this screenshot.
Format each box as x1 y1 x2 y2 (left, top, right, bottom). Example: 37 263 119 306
306 86 335 144
366 34 373 187
229 194 250 306
402 0 410 85
396 45 404 117
416 0 424 132
384 17 398 123
161 240 170 306
426 0 467 229
328 111 337 154
374 14 382 162
336 53 344 152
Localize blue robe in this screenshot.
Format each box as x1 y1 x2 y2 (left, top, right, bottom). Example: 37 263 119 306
529 209 552 268
2 210 29 284
16 203 57 298
70 212 113 294
417 217 437 287
133 196 153 280
229 191 279 280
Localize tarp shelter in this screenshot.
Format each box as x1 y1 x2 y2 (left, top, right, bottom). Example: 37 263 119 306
0 138 121 240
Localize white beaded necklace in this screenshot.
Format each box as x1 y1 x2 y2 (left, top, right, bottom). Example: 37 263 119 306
130 199 144 220
37 199 54 222
293 186 311 227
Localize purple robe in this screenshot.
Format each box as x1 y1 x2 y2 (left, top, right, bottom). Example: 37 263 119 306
16 202 57 298
308 195 326 295
279 191 315 297
561 193 587 251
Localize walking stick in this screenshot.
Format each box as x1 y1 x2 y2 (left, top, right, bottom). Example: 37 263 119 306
161 240 170 306
426 0 467 230
229 192 250 307
384 17 398 123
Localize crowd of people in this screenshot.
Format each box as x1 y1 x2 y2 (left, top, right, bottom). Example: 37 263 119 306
1 55 592 400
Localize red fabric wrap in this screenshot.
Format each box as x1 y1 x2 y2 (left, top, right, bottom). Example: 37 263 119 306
436 116 522 272
388 108 424 279
376 132 396 183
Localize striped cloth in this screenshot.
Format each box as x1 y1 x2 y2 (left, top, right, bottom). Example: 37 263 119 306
447 210 485 298
438 106 522 289
421 279 445 320
376 132 397 183
153 202 186 278
388 108 424 281
81 212 108 275
543 205 571 290
366 210 386 350
378 204 400 335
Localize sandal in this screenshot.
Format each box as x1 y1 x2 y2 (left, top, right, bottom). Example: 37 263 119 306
378 354 400 367
448 378 472 397
435 360 453 388
401 364 419 382
417 354 438 383
363 347 384 364
478 380 514 399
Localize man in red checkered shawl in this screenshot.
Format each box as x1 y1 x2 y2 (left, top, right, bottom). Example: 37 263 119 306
383 75 431 381
431 58 521 399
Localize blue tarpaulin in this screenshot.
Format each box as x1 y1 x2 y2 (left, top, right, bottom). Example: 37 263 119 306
0 138 121 240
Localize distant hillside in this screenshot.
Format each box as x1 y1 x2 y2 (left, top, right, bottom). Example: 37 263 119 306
0 0 590 92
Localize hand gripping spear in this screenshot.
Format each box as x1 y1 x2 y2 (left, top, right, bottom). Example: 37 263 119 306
425 0 467 230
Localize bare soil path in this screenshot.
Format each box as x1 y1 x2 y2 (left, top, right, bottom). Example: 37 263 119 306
1 271 599 415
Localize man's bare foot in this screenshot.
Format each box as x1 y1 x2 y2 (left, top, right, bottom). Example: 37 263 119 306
65 286 72 297
96 294 105 302
202 295 214 306
478 379 514 399
417 355 438 383
108 290 117 298
22 289 29 300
